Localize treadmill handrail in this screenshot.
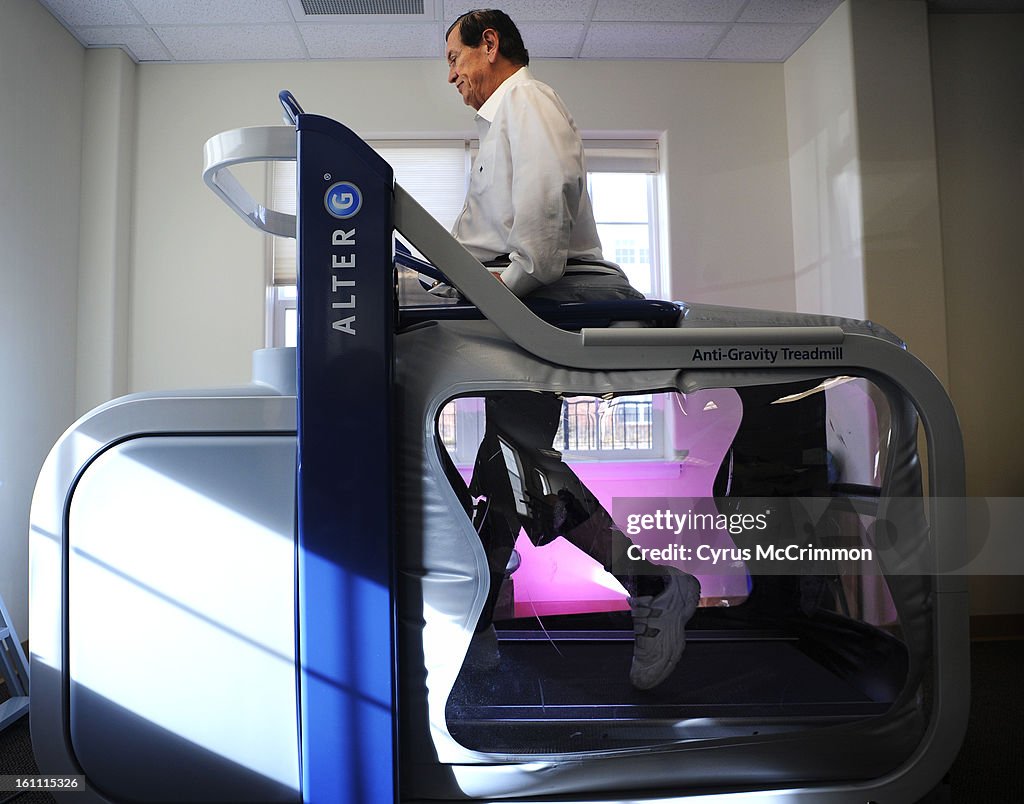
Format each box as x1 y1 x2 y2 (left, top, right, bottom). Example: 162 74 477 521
394 241 449 283
202 125 297 238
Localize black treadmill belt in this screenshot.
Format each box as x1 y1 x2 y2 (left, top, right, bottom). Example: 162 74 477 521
447 638 891 754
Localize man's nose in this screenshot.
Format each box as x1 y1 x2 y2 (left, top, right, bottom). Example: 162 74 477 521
448 65 457 83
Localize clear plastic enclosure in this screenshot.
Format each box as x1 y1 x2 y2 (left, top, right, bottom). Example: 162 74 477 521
434 377 918 755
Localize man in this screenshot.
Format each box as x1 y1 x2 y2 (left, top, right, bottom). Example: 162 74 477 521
445 9 636 301
444 9 700 690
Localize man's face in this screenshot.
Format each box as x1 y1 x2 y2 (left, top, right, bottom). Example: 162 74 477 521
445 26 494 111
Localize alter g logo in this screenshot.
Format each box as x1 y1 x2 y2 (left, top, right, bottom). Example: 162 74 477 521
324 181 362 219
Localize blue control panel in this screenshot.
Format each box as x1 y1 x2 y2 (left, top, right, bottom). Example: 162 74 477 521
294 112 397 804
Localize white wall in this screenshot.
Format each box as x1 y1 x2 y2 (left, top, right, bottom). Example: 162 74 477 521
128 58 796 393
784 1 865 318
848 0 949 384
930 13 1024 617
0 0 84 639
785 0 948 380
76 48 136 414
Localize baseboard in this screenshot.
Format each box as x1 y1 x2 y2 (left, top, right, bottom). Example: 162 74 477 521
970 613 1024 641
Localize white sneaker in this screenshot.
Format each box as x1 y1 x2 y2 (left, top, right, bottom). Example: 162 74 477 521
628 568 701 690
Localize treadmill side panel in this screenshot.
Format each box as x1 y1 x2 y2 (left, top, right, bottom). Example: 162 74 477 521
66 435 299 803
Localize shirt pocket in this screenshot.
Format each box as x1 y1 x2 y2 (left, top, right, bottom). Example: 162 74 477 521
470 137 497 194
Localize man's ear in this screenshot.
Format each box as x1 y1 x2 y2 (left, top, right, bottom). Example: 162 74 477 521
482 28 500 63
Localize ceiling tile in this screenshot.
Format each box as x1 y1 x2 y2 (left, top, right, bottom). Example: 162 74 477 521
130 0 292 26
154 24 308 61
38 0 140 27
300 22 444 58
593 0 746 23
710 23 814 61
443 0 594 24
518 23 586 58
78 25 172 61
581 22 727 59
738 0 842 25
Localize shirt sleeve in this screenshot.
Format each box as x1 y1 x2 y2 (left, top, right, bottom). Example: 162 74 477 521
498 83 586 298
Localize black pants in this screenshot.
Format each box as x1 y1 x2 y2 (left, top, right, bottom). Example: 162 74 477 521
469 391 663 630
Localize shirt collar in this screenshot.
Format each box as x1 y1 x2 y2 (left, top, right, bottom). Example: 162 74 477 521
475 66 531 124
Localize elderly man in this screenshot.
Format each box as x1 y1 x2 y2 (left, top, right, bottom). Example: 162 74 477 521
444 9 700 690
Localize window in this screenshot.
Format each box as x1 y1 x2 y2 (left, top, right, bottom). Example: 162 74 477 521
266 139 661 347
554 395 655 452
588 172 658 297
438 390 668 471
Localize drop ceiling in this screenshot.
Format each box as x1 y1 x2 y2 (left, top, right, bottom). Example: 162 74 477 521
36 0 852 63
34 0 1024 64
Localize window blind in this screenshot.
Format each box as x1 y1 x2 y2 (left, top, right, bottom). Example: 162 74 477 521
585 140 659 174
271 140 469 285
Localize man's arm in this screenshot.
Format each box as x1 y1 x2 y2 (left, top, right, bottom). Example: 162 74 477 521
499 83 586 297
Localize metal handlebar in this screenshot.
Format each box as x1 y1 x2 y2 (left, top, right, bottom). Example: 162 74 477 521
279 90 305 126
202 125 297 238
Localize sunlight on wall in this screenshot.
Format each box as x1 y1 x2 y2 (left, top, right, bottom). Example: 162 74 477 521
66 437 299 789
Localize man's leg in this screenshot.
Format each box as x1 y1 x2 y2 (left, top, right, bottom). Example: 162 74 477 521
470 427 523 633
551 490 701 690
471 391 700 689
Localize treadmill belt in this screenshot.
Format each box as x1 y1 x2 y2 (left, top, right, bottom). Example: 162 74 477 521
446 637 892 754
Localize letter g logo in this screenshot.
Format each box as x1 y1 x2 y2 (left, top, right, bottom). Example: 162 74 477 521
325 181 362 219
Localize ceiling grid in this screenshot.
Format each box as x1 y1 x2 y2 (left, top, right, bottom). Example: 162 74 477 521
34 0 1023 64
36 0 851 63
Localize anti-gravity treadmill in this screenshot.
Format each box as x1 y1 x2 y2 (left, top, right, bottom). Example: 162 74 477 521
29 93 969 803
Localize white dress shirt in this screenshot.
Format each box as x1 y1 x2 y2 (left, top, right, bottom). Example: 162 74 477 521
451 67 608 298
